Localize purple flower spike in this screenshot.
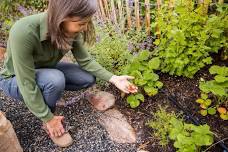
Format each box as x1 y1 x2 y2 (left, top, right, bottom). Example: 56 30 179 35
18 5 29 16
128 42 134 52
96 35 101 43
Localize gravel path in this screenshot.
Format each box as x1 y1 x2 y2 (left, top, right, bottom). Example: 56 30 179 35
0 90 137 152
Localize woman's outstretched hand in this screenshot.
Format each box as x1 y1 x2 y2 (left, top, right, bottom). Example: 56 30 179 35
109 75 138 94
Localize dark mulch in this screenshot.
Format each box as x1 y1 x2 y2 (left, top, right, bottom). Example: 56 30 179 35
102 59 228 152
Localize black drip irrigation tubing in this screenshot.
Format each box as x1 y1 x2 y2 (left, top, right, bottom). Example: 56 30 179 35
160 88 228 152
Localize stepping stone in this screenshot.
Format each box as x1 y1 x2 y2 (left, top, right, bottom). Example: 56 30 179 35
98 108 136 143
86 91 115 112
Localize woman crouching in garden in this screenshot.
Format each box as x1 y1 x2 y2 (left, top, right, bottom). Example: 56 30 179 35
0 0 137 147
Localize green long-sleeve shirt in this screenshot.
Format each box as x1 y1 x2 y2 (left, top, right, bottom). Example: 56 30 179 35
0 12 113 122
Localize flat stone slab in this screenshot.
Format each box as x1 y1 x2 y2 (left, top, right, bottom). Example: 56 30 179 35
87 91 115 111
98 108 136 143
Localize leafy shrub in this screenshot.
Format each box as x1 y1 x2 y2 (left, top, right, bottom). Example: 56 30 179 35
153 1 228 78
90 24 132 75
122 50 163 108
197 65 228 120
147 107 214 152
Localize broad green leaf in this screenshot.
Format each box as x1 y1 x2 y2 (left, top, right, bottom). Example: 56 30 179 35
220 114 228 120
201 93 208 100
135 93 144 102
171 119 184 131
131 70 142 78
129 100 140 108
148 57 161 70
192 125 212 135
200 110 208 116
208 107 216 115
151 73 159 81
135 79 147 86
209 66 228 76
127 95 140 108
199 81 227 97
138 50 150 61
192 134 213 146
144 86 158 96
155 81 163 89
127 95 135 104
147 81 155 87
214 75 228 83
196 99 204 104
204 99 212 106
202 57 212 64
129 61 141 71
176 134 193 145
143 71 154 80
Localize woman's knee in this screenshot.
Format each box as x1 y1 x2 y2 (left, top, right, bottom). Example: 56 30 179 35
84 74 96 87
36 69 66 93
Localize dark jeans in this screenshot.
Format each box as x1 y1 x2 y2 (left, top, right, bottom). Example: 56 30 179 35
0 62 96 112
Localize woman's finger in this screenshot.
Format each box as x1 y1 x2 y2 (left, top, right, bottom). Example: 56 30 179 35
60 126 65 134
57 129 62 137
54 130 60 137
52 130 57 137
49 130 54 137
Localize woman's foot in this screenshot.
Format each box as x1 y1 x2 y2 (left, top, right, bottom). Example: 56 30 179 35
42 123 73 147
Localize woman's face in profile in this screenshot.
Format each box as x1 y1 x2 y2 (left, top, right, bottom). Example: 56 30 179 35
62 16 92 37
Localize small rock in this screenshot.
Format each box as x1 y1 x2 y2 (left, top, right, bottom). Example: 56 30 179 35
98 108 136 143
0 47 6 61
86 91 115 111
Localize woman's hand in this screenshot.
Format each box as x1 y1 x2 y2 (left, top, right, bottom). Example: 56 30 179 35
46 116 65 137
109 75 138 94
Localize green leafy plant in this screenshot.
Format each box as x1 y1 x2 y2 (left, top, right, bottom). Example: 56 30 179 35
153 1 228 78
122 50 163 108
126 93 145 108
147 107 214 152
146 106 178 146
169 118 213 152
196 93 216 116
90 25 132 76
200 66 228 97
197 65 228 120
